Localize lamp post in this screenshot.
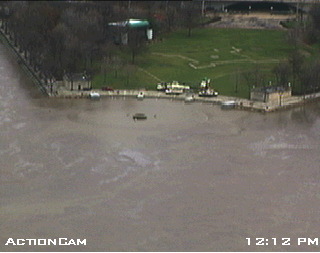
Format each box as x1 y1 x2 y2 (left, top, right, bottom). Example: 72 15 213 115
201 0 205 17
279 89 284 106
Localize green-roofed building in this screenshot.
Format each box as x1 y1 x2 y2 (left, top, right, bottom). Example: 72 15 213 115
108 19 153 45
126 19 150 28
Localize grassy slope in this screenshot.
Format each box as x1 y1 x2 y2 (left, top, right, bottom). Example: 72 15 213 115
93 27 296 98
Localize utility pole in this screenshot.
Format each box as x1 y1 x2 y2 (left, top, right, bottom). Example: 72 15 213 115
296 1 299 22
235 68 239 93
279 90 283 106
201 0 205 17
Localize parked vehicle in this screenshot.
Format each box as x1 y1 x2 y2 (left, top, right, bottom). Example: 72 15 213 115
167 81 190 91
156 82 168 91
198 77 218 97
101 86 114 91
165 88 184 95
185 94 195 102
199 88 218 97
89 92 101 100
157 81 190 93
137 91 145 99
221 100 237 109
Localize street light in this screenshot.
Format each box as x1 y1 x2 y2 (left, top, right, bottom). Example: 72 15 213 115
279 88 284 106
201 0 205 17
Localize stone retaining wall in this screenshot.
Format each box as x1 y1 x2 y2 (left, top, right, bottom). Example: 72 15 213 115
54 86 320 113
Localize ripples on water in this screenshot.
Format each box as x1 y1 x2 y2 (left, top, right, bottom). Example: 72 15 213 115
1 43 320 251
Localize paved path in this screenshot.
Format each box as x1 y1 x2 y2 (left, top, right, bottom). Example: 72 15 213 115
152 50 280 70
137 67 162 82
54 85 320 113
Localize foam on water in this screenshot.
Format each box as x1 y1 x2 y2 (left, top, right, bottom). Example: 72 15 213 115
1 39 320 250
12 122 26 130
118 149 152 167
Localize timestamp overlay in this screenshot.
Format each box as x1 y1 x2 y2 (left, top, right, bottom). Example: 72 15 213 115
245 237 320 250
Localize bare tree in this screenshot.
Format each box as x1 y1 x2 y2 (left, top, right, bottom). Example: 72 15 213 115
288 49 304 92
127 28 148 64
273 62 291 87
300 59 320 96
309 4 320 32
123 63 136 87
110 55 122 78
180 1 201 37
165 6 177 32
243 65 265 98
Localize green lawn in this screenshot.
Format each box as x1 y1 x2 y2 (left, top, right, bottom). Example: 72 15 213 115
93 27 300 98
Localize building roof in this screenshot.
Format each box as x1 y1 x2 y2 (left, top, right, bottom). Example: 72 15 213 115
108 19 150 28
65 73 90 82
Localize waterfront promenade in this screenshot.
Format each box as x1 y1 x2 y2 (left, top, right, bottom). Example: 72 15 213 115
1 20 319 114
55 84 320 113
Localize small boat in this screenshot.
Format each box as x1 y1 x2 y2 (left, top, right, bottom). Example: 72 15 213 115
221 100 237 109
89 92 101 99
133 113 147 120
137 92 145 99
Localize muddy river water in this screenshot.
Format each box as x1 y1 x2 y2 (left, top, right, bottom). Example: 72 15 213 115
1 42 320 251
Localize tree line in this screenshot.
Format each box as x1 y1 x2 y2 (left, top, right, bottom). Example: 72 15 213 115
243 4 320 97
0 1 319 96
0 1 202 83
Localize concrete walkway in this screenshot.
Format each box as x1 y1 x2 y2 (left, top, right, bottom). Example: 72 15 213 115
1 21 319 113
54 85 320 113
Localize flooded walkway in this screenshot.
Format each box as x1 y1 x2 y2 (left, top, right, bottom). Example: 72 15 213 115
1 40 320 251
56 85 320 113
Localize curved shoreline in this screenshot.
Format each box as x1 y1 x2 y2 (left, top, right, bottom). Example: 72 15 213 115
54 87 320 113
1 21 319 113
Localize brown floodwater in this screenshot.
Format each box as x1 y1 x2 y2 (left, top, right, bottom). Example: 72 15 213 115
1 43 320 252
